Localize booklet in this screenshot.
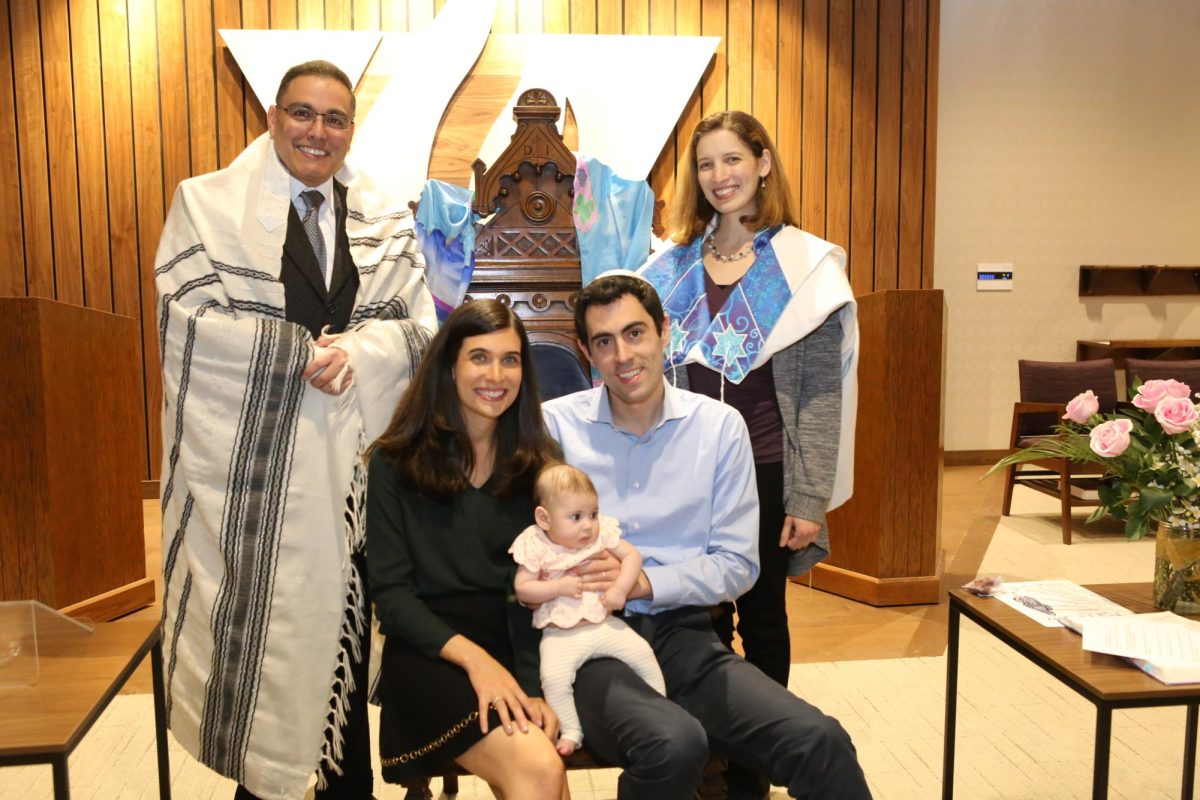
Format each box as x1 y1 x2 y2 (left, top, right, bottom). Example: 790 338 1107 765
992 580 1132 628
1078 612 1200 685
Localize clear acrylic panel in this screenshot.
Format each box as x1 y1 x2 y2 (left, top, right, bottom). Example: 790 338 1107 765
0 600 94 687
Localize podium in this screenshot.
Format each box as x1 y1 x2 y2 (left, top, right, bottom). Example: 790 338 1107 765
807 289 944 606
0 298 153 620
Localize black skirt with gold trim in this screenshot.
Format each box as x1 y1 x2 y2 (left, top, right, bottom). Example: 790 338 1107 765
378 592 510 783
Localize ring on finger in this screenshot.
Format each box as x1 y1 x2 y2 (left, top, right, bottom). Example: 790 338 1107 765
490 697 503 709
602 570 608 580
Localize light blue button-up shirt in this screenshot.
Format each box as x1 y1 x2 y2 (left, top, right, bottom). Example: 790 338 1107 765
543 383 760 615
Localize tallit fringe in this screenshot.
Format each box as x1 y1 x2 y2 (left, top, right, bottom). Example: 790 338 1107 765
316 433 370 790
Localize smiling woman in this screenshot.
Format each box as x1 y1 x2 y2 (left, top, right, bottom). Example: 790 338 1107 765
364 299 569 799
637 109 861 799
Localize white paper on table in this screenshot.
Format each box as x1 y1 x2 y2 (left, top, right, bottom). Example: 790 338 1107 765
1081 612 1200 665
992 580 1133 628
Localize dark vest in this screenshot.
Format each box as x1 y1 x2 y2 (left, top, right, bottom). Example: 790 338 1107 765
279 180 359 338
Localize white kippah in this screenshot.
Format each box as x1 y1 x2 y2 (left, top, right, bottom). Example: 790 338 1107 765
589 268 653 286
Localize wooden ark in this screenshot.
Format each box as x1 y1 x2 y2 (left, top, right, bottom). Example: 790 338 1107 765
466 88 584 357
0 298 152 621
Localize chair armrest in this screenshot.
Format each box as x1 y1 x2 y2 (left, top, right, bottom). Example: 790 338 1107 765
1008 402 1068 447
1013 402 1067 414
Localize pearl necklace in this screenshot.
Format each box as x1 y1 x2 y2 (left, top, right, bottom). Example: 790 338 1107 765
704 229 753 263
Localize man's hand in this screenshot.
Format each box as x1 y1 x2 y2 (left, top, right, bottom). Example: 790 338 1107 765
302 345 353 395
779 515 821 551
567 551 620 593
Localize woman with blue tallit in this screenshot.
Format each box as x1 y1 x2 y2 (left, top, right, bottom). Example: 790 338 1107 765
639 111 858 691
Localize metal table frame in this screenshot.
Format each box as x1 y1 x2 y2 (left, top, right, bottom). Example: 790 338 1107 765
0 624 170 800
943 588 1199 800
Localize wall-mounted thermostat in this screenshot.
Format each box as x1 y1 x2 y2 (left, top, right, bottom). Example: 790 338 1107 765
977 263 1014 291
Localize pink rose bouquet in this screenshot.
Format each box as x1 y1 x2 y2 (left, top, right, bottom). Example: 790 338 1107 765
991 378 1200 540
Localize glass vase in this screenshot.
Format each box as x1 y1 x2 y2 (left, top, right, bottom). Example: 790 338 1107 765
1154 523 1200 614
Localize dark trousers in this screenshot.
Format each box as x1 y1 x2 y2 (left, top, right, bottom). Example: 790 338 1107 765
235 551 373 800
573 606 871 800
712 461 791 687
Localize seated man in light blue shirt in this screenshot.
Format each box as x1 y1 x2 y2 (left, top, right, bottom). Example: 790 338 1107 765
541 274 870 800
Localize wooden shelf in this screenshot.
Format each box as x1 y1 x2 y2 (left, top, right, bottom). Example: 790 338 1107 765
1079 265 1200 296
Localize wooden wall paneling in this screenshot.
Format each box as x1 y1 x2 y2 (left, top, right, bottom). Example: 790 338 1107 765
751 0 777 145
570 0 596 33
299 0 324 28
129 0 165 480
622 0 648 34
380 0 407 31
725 0 751 113
800 0 827 238
353 0 380 29
11 0 53 300
872 0 901 291
186 0 218 177
493 0 517 32
99 0 140 321
776 0 800 220
922 0 939 289
243 1 268 140
647 0 675 205
157 0 190 202
0 0 25 297
408 0 434 30
897 0 926 290
99 0 145 477
269 0 298 28
597 0 621 33
214 0 246 168
825 0 852 252
700 0 725 117
543 0 570 32
326 0 353 29
848 0 876 295
673 0 702 216
516 0 542 32
69 0 112 312
41 0 84 305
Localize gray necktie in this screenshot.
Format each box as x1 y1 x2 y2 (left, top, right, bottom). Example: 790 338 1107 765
300 189 327 280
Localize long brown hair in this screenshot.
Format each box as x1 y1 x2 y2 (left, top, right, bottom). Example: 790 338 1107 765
668 110 798 244
371 300 558 500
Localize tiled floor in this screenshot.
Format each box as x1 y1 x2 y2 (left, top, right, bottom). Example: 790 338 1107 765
2 484 1181 799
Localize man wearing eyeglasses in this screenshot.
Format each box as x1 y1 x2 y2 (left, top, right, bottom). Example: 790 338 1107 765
156 60 434 800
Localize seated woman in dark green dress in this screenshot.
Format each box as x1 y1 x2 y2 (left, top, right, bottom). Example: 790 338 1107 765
367 299 567 799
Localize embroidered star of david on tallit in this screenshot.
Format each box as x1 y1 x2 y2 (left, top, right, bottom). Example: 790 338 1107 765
711 324 749 365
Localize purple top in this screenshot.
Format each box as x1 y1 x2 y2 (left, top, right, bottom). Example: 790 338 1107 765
686 269 784 465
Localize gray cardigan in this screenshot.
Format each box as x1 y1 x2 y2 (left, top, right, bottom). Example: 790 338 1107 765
668 312 844 576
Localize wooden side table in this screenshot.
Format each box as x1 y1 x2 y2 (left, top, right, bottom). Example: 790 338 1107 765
0 617 170 799
943 584 1200 800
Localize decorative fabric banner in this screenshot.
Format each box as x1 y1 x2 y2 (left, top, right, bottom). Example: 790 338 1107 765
416 179 477 323
572 155 654 286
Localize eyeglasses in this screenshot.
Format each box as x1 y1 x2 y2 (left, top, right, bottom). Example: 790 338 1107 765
280 104 353 132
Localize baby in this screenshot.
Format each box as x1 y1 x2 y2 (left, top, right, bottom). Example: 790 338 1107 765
509 463 666 755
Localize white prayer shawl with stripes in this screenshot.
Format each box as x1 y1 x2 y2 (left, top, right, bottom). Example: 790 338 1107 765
156 134 435 800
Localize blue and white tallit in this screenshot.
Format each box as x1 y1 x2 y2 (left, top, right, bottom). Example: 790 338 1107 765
155 134 435 800
640 224 859 510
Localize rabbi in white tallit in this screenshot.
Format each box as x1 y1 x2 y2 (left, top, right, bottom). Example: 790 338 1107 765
155 60 434 800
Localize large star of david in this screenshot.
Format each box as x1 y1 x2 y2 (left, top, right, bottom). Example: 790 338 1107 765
221 0 718 203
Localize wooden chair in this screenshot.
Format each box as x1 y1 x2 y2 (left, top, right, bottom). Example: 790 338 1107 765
1125 358 1200 393
1001 358 1118 544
